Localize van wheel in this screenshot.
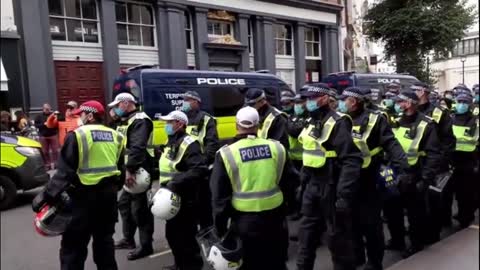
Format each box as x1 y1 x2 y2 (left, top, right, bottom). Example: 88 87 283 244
0 175 17 210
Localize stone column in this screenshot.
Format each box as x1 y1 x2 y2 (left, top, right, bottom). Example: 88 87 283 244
322 25 340 74
16 0 56 112
236 14 250 72
294 22 307 90
259 17 276 73
99 0 120 102
192 7 209 70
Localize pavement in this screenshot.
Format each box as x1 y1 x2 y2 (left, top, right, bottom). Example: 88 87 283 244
0 187 475 270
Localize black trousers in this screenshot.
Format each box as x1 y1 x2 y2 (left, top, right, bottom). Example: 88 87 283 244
352 196 384 270
452 168 477 227
297 183 355 270
165 202 203 270
233 211 289 270
118 190 154 248
60 185 118 270
197 175 213 230
383 195 405 246
402 185 429 248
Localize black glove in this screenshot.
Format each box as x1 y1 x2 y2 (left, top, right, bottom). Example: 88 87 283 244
335 198 349 212
32 191 50 213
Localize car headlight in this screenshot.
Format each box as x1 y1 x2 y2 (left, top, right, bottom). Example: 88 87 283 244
15 146 41 157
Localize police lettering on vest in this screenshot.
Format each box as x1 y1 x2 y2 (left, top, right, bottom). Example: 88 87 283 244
239 145 272 162
91 131 114 142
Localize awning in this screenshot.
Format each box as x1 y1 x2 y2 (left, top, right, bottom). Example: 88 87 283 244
1 58 9 91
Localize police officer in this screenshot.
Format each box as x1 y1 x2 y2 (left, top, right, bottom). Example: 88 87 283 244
286 93 309 223
32 101 124 270
442 89 455 111
473 84 479 116
337 87 409 270
180 90 219 229
362 88 380 111
110 93 155 260
379 89 400 127
296 84 363 270
281 90 296 115
158 110 207 270
450 93 479 228
413 82 456 233
392 90 443 257
244 88 289 148
210 106 293 270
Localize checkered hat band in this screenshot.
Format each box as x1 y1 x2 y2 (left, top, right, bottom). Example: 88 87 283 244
80 106 98 113
342 90 363 99
307 86 330 95
398 94 418 104
184 93 201 101
246 92 266 103
411 85 425 90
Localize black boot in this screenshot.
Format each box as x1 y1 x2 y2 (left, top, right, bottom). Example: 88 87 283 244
127 246 153 260
114 238 136 250
385 239 406 251
401 246 423 259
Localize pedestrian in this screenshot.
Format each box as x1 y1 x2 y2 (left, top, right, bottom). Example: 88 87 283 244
281 90 296 115
110 93 155 260
180 90 220 230
337 87 409 270
413 82 456 235
15 110 29 132
392 90 443 257
35 103 60 170
296 83 363 270
210 106 293 270
244 88 289 148
32 100 124 270
1 111 11 132
158 110 207 270
65 101 79 120
450 93 479 228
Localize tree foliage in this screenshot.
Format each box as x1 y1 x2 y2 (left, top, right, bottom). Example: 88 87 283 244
363 0 477 83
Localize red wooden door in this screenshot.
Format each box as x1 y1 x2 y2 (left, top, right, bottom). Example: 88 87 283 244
55 61 104 114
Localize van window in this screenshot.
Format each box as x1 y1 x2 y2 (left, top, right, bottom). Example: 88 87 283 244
209 87 245 117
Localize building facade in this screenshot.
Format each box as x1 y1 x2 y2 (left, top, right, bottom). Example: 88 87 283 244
8 0 343 114
432 31 479 91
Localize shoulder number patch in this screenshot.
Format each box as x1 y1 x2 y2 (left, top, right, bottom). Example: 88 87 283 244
239 145 272 162
91 130 114 142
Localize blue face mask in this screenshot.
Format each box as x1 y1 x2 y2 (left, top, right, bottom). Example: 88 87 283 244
113 107 125 117
306 99 319 112
475 95 479 103
383 99 394 108
181 101 192 113
455 103 469 114
294 104 305 116
282 105 293 112
394 103 404 114
165 123 175 136
338 100 348 113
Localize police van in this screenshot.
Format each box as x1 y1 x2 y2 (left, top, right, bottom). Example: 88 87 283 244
322 71 419 103
112 66 293 146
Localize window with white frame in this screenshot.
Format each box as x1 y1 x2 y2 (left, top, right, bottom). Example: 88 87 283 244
274 24 293 56
48 0 100 43
305 27 321 58
185 11 194 50
207 20 234 37
115 1 155 47
248 20 254 54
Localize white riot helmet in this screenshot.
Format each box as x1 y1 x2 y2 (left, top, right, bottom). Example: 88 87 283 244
123 167 151 194
196 227 243 270
150 188 181 220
